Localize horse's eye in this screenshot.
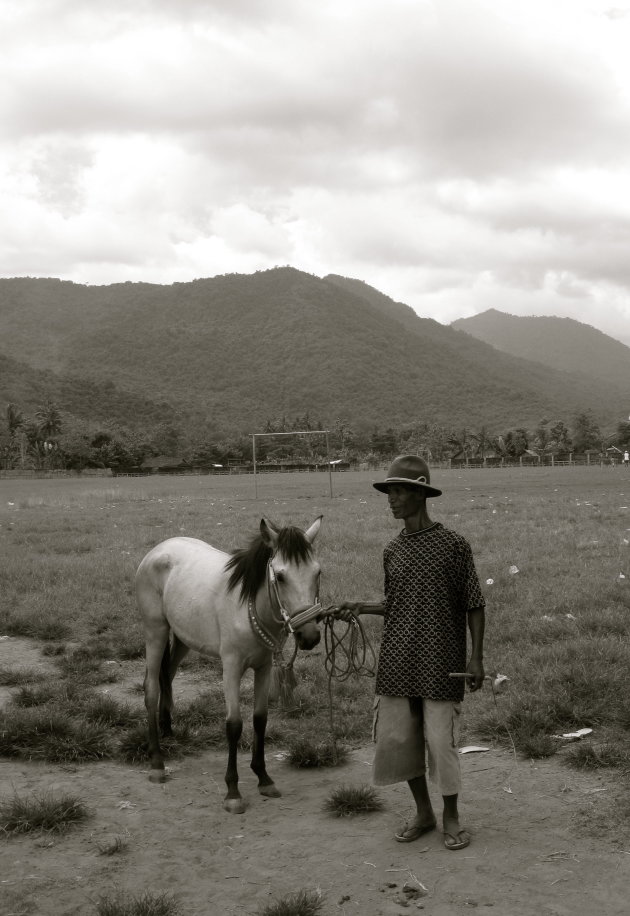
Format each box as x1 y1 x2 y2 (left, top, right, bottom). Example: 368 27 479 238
275 570 285 583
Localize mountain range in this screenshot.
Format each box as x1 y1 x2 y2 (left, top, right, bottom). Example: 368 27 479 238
452 309 630 397
1 268 628 437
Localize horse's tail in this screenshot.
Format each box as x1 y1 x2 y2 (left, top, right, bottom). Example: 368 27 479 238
158 635 173 713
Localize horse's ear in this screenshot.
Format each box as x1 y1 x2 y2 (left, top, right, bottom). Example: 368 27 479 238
260 518 279 548
304 515 323 544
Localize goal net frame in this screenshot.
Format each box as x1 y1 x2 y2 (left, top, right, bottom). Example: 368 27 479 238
251 429 333 498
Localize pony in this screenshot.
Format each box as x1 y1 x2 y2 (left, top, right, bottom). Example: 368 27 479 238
136 516 323 813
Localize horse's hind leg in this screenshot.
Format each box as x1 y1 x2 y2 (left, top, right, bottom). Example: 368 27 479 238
251 662 281 799
158 635 189 737
143 623 170 783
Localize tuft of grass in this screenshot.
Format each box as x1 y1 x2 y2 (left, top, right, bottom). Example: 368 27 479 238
97 833 130 856
285 736 348 768
117 721 212 764
0 612 70 641
11 684 56 708
517 732 558 759
0 707 116 762
258 889 324 916
117 724 152 764
40 643 67 657
81 694 143 728
566 739 630 772
323 783 384 817
0 790 90 834
93 890 180 916
113 637 148 661
176 691 225 730
0 667 45 687
55 651 119 685
9 680 88 709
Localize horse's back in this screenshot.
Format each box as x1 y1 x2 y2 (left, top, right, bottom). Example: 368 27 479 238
137 536 226 578
136 537 235 647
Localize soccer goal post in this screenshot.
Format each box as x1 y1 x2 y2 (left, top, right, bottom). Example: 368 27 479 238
251 430 333 499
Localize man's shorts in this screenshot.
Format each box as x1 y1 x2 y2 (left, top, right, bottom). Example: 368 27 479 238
372 695 462 796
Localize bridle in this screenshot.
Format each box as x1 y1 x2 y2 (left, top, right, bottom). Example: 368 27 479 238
247 554 322 650
267 556 322 631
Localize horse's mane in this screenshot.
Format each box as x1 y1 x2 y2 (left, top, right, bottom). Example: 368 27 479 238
225 523 313 603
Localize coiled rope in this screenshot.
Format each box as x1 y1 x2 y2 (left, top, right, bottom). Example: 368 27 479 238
322 611 377 681
321 608 377 764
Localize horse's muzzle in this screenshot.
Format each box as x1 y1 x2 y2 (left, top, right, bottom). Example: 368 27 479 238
294 626 321 650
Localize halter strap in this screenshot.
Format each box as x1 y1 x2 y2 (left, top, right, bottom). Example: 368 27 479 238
247 556 322 650
247 596 286 651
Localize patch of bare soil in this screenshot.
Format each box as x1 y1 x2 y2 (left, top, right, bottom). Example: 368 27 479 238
2 639 629 915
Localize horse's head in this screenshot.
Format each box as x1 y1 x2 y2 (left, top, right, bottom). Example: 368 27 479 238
261 516 323 650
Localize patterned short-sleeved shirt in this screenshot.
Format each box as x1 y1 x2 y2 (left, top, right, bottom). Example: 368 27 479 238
375 522 485 702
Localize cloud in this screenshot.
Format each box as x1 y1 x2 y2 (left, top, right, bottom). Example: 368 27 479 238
1 0 630 345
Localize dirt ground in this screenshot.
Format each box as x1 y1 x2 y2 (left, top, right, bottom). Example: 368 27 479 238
2 640 630 916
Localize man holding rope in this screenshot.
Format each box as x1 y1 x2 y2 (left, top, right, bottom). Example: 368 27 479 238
336 455 485 851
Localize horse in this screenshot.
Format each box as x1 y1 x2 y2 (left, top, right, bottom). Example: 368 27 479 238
135 515 323 813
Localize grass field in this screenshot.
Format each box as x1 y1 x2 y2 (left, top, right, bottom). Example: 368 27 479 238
1 465 629 785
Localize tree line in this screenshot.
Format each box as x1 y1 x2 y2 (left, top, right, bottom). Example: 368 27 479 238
2 402 629 472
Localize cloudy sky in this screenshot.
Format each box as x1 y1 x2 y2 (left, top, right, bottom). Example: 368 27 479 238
2 0 630 344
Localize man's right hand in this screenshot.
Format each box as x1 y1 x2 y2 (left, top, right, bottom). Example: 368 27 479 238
332 601 363 621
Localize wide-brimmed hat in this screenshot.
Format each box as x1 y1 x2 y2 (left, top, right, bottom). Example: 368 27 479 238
373 455 442 497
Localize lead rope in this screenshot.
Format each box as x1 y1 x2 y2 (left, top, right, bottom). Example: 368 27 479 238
271 606 378 763
321 609 377 764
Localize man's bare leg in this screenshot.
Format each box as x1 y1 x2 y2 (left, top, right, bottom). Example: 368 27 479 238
442 793 470 850
394 775 437 841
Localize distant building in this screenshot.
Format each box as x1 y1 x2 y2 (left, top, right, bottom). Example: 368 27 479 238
140 455 191 474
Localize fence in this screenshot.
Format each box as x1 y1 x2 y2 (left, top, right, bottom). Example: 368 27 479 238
0 468 113 479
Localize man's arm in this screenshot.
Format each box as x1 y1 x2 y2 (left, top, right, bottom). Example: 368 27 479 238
466 607 485 691
334 600 386 619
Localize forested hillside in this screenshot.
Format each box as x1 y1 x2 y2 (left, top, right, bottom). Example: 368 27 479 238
1 269 627 439
0 352 179 429
452 309 630 392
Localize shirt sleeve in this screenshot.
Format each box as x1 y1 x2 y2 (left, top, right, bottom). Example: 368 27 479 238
382 548 390 614
459 540 486 611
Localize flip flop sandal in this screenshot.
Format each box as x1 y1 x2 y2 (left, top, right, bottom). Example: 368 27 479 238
394 820 437 843
443 830 470 850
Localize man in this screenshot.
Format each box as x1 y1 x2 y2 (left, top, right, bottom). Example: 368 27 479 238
337 455 485 851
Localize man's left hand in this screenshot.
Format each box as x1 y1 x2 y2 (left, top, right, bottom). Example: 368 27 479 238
466 659 485 691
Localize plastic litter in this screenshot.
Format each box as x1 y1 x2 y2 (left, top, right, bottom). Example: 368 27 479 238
552 728 593 741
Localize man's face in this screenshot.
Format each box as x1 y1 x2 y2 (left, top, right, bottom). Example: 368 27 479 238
385 484 425 520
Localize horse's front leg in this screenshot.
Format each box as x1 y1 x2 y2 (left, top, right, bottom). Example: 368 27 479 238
223 659 246 814
251 662 281 799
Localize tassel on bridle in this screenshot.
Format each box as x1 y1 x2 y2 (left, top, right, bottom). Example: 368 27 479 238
269 641 299 710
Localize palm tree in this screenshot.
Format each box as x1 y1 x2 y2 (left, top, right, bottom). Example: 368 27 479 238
6 403 23 438
35 400 63 439
4 404 24 469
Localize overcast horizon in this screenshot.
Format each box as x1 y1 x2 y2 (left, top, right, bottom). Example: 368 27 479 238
2 1 630 346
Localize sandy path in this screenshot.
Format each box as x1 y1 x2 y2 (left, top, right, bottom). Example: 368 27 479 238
2 741 628 916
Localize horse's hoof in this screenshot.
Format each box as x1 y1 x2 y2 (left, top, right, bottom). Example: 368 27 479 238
149 769 167 784
223 797 247 814
259 783 281 799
